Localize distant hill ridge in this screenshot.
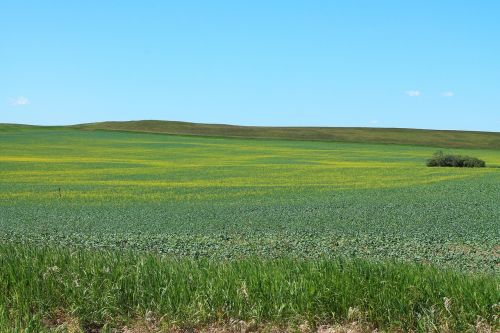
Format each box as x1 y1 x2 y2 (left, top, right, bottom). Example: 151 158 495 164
75 120 500 149
2 120 500 149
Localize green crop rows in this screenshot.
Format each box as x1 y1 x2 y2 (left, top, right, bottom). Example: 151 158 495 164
0 127 499 331
1 128 499 272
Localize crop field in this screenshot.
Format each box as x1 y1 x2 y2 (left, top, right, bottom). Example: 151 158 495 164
0 126 499 332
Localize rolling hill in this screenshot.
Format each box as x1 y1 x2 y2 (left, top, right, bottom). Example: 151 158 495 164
1 120 499 149
76 120 500 149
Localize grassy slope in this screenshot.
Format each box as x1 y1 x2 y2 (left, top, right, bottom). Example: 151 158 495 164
72 120 500 149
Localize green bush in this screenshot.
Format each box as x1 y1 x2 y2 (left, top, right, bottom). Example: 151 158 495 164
426 151 485 167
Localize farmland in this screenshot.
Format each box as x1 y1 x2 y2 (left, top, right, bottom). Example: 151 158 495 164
0 125 499 332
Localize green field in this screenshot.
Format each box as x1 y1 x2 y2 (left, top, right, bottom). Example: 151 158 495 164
0 125 499 332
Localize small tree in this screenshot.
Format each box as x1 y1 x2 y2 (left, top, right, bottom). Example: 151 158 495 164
426 151 485 168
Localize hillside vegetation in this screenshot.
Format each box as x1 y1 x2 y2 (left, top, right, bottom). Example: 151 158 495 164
2 120 499 149
72 120 500 149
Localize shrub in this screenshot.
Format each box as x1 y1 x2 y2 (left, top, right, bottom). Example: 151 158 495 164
426 151 485 168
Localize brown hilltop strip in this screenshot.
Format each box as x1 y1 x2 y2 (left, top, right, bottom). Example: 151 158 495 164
2 120 499 149
73 120 500 149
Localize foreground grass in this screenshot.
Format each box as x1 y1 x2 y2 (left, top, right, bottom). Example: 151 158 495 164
0 245 498 332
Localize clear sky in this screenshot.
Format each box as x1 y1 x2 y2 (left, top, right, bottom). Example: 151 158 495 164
2 1 499 131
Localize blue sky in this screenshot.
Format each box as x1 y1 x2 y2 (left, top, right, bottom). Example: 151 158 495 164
1 1 499 131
